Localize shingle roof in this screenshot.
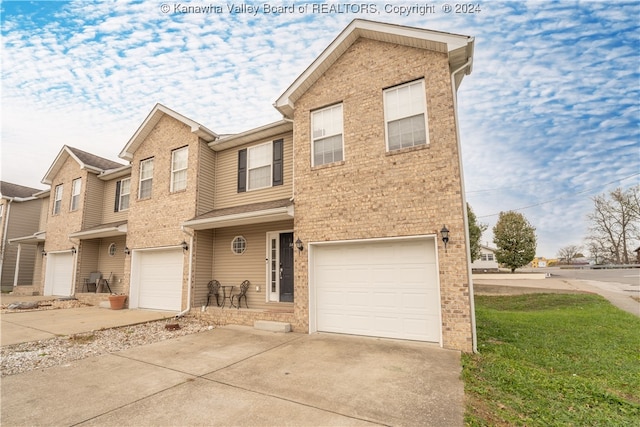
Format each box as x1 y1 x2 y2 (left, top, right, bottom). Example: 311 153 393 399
190 198 292 221
0 181 42 199
67 146 124 171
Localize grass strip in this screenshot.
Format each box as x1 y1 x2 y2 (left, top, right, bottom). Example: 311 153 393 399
463 293 640 426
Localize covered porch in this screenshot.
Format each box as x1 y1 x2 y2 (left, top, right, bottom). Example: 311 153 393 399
185 199 297 328
6 231 46 295
69 221 127 304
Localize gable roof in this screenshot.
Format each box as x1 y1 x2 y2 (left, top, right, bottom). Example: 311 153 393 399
0 181 43 200
42 146 125 185
274 19 474 118
119 103 218 161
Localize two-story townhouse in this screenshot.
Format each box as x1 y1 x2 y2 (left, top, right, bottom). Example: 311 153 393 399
183 20 476 351
0 182 44 292
117 105 218 312
38 146 126 297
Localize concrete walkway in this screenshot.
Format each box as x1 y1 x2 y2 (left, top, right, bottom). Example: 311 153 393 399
1 306 175 346
474 277 640 317
1 325 463 426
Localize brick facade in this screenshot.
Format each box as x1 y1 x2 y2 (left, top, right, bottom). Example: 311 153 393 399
291 38 473 351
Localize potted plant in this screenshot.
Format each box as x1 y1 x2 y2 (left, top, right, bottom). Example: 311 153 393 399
108 294 127 310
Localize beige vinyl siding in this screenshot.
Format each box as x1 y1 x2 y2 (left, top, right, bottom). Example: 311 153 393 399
1 199 42 288
77 240 100 293
0 200 7 243
212 219 293 311
193 229 214 307
97 236 126 293
82 174 104 229
102 178 130 224
196 140 216 216
33 242 44 288
38 195 49 231
214 132 293 209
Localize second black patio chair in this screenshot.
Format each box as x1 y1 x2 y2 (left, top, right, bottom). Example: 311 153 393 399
231 280 250 309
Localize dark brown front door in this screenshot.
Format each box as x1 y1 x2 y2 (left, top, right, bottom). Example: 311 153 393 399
279 232 294 302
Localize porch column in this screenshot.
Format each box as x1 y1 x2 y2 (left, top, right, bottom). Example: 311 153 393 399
13 243 21 287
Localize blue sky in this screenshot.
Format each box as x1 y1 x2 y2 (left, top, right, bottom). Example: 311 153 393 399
1 0 639 258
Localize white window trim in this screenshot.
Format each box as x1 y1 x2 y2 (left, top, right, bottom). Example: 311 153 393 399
311 103 344 167
70 178 81 211
118 178 131 211
139 158 154 199
231 236 247 255
383 79 429 152
170 146 188 193
247 141 273 192
53 184 63 215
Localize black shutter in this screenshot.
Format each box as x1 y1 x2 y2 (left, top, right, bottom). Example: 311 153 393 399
114 180 121 212
237 149 247 193
273 139 283 186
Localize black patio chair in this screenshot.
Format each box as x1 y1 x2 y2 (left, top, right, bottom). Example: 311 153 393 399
231 280 250 309
207 280 221 307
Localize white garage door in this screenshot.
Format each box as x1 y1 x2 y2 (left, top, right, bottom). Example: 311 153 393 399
313 238 441 342
44 252 74 297
132 249 183 311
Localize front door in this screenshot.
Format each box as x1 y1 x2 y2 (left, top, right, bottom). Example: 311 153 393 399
279 232 294 302
268 231 294 302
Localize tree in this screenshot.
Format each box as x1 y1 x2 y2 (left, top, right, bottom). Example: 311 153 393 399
586 186 640 264
467 203 488 262
492 211 537 273
557 244 581 264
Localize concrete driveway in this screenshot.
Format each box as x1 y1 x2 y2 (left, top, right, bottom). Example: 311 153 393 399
1 317 463 426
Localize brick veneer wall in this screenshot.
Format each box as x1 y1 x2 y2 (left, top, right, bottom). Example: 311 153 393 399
291 38 474 352
123 115 202 310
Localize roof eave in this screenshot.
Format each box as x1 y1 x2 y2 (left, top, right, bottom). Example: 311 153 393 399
119 104 218 161
274 19 474 118
208 120 293 151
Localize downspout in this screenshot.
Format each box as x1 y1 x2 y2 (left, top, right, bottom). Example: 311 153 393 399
450 55 478 353
176 226 194 318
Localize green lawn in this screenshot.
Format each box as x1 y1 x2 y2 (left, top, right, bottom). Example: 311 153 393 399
462 293 640 426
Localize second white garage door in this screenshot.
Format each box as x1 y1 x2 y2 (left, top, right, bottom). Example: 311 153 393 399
131 248 183 311
44 252 74 297
312 238 441 342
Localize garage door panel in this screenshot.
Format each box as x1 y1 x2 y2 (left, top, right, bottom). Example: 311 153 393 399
314 238 440 342
133 249 183 311
45 253 74 297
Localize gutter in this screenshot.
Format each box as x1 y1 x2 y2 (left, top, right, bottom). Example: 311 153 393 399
176 226 194 318
450 55 478 353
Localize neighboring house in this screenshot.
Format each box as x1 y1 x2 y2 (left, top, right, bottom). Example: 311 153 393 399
23 146 127 297
0 182 44 292
471 245 499 271
21 20 476 352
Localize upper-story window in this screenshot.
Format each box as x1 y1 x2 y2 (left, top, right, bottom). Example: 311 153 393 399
70 178 82 211
53 184 63 215
384 79 428 151
114 178 130 212
171 147 188 192
311 103 343 166
139 158 154 199
237 139 283 193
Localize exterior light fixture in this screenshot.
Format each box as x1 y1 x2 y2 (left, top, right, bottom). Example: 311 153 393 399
124 247 131 255
440 225 450 251
295 238 304 252
41 250 47 257
181 241 189 251
71 247 77 255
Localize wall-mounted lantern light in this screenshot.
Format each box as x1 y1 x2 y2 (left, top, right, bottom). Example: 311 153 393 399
71 247 77 255
41 250 47 257
440 225 450 252
181 241 189 251
124 247 131 255
295 238 304 252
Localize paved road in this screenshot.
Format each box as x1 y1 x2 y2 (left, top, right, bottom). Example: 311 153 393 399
541 267 640 286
